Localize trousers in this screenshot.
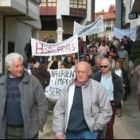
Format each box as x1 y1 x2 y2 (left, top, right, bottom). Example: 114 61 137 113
66 130 98 139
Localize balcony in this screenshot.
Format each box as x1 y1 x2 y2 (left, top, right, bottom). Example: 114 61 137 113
40 7 56 16
0 0 40 21
70 8 86 18
132 0 140 13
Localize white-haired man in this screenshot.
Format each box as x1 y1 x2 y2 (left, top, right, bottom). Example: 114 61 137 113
53 61 112 139
0 53 48 139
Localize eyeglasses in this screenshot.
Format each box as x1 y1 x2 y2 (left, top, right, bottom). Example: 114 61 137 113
100 65 108 68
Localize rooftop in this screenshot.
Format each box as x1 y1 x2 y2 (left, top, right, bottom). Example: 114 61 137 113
95 5 116 21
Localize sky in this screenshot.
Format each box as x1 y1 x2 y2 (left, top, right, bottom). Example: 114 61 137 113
95 0 115 12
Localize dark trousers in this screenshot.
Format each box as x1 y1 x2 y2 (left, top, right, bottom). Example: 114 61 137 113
6 125 24 139
66 131 98 139
6 125 39 139
105 102 116 139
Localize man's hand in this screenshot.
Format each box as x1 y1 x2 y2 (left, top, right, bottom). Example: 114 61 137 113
56 133 66 139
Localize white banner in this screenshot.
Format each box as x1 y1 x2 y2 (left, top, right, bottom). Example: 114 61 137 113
45 69 75 100
114 27 137 40
73 16 105 37
31 35 78 56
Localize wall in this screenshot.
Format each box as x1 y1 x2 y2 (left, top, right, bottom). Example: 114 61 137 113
57 0 69 19
5 17 32 59
125 0 140 28
0 13 3 72
81 0 93 25
16 21 32 59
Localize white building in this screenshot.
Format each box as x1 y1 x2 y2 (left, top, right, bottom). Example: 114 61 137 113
39 0 95 42
0 0 41 73
124 0 140 40
124 0 140 28
95 5 116 39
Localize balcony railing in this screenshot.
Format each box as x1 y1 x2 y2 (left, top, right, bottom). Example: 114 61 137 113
0 0 40 20
70 8 86 17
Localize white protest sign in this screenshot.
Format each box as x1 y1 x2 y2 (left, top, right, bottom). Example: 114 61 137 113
31 35 78 57
45 69 75 100
114 27 137 40
73 16 105 37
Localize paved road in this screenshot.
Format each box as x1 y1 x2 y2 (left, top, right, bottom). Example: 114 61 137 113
39 76 140 139
114 76 140 139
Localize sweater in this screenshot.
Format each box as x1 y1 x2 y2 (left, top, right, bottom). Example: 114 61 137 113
67 86 88 132
6 76 23 126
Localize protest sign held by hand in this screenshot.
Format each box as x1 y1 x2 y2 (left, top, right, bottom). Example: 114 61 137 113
45 69 75 100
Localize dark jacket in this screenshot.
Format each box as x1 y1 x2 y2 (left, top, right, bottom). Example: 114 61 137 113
0 71 48 139
94 72 123 107
32 63 50 89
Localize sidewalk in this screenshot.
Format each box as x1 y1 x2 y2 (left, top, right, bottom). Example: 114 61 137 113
114 76 140 139
39 111 55 139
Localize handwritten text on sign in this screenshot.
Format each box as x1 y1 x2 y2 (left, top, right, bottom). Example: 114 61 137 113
45 69 75 100
73 16 105 37
31 35 78 57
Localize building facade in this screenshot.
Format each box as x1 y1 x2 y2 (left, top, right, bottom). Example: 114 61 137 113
124 0 140 28
95 5 116 39
39 0 95 42
0 0 41 73
123 0 140 40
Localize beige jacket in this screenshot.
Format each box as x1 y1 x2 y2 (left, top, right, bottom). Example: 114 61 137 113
53 78 112 136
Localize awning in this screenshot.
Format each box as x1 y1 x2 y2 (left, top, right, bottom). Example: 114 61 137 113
131 0 140 13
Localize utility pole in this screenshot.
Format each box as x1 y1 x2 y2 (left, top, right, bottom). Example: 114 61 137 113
91 0 95 22
115 0 124 28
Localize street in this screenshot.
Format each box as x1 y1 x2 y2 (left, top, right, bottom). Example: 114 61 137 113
39 76 140 139
114 75 140 139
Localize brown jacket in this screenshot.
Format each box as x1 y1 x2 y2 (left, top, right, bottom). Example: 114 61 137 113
32 62 50 89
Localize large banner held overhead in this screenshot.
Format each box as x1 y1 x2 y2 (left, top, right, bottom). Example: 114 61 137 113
45 69 75 100
31 35 78 56
114 27 137 40
73 16 105 37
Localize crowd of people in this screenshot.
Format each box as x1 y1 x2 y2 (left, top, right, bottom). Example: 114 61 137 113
22 35 135 139
0 34 137 139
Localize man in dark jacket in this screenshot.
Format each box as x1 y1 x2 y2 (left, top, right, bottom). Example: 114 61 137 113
94 58 123 139
0 53 48 139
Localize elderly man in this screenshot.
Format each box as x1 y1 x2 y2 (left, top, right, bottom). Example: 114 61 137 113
53 61 112 139
91 54 104 78
0 53 48 139
94 58 123 139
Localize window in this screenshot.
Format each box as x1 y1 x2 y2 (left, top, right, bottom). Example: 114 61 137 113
70 0 87 9
40 0 56 7
105 21 111 28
